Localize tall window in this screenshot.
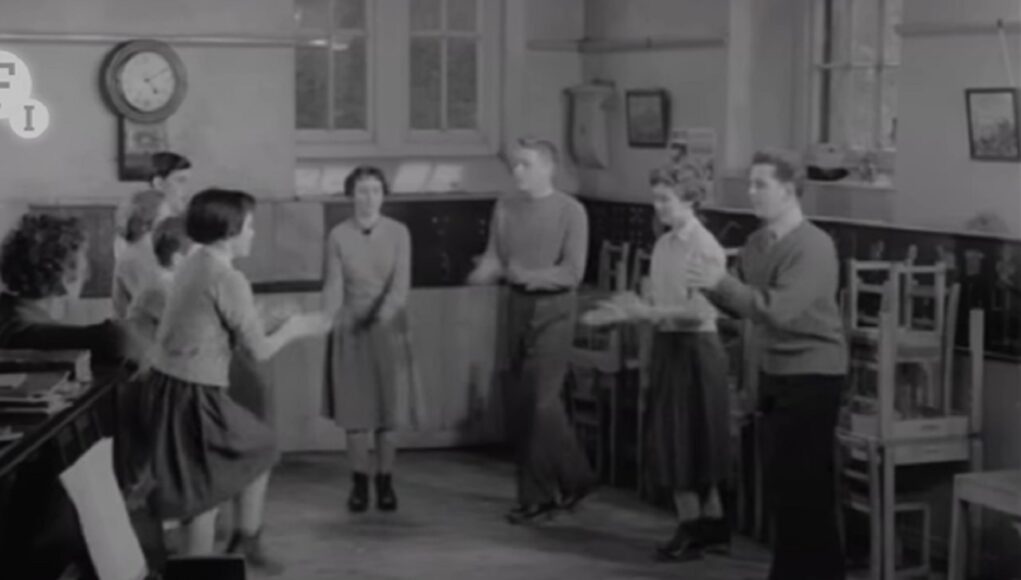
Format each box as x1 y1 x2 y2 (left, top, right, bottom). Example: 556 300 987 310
295 0 500 156
295 0 370 132
811 0 902 151
409 0 481 132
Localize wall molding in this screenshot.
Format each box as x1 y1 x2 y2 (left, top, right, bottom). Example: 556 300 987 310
0 30 295 47
528 34 726 54
898 20 1021 38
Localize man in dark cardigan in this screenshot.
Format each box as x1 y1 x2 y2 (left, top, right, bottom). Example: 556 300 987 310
468 138 596 525
686 150 849 580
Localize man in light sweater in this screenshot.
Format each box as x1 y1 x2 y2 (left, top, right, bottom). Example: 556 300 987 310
468 138 596 525
686 150 848 580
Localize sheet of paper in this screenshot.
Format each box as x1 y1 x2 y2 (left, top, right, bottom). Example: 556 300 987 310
59 438 147 580
0 373 26 389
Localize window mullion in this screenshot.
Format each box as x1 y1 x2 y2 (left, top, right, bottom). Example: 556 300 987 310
872 0 887 150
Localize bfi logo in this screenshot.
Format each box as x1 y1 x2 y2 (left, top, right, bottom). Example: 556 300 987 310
0 50 51 139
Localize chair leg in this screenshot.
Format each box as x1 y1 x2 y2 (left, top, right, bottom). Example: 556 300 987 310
948 490 967 580
882 447 896 580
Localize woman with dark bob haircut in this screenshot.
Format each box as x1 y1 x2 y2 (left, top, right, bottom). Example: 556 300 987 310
322 165 414 514
136 188 330 572
0 212 140 374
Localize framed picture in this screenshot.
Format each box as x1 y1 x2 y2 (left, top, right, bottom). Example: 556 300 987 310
626 89 670 148
965 87 1021 161
118 117 168 181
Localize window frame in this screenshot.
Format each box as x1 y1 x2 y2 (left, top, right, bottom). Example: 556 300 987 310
807 0 900 155
296 0 502 159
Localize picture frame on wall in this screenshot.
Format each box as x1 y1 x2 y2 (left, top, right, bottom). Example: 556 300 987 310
965 87 1021 162
625 89 670 148
118 117 167 181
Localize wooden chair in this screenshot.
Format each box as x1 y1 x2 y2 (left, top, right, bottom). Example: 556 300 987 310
846 257 950 417
568 240 631 483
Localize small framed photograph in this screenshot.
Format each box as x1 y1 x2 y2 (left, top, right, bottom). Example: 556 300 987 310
118 117 167 181
965 87 1021 162
626 89 670 148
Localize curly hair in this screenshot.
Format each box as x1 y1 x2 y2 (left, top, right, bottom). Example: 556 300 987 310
0 213 87 299
649 164 707 208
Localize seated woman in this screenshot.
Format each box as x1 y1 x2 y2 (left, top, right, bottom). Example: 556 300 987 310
0 212 142 378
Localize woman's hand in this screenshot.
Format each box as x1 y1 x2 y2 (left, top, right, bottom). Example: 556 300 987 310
282 312 332 338
609 291 653 321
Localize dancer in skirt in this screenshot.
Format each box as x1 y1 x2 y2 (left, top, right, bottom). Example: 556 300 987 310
322 165 412 513
583 165 731 560
139 189 330 573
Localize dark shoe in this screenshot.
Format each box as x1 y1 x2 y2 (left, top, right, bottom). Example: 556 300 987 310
695 517 731 554
654 521 704 562
505 502 559 525
226 530 285 575
375 473 397 512
560 483 598 512
348 472 369 513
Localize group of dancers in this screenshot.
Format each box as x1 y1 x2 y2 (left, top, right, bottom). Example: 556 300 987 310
0 139 848 580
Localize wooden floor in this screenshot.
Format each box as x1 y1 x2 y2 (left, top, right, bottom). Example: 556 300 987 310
248 450 775 579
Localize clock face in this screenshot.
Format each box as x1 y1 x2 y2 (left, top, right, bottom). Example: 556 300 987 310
118 51 177 113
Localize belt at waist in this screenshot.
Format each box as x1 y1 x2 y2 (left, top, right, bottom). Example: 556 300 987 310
508 284 573 297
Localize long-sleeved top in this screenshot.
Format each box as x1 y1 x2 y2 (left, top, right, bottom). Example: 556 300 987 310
0 292 135 374
709 219 847 376
152 247 265 387
323 216 411 322
649 217 725 333
480 191 589 290
112 237 161 319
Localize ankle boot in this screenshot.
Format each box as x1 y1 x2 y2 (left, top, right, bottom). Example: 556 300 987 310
375 473 397 512
226 530 285 575
348 472 369 513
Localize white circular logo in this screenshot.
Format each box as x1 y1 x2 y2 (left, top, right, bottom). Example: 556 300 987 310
8 97 50 139
0 50 34 121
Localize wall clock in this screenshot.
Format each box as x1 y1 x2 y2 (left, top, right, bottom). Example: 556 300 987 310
101 39 187 123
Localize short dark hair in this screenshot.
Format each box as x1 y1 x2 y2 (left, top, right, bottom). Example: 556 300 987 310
120 189 166 243
751 149 804 196
649 165 706 208
151 216 191 269
516 137 560 166
150 151 192 181
185 188 256 244
1 213 86 299
343 166 391 198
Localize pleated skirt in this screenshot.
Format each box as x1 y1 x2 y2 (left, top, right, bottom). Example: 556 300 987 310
643 331 731 492
137 370 278 520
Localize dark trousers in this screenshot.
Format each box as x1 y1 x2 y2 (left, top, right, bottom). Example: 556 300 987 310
759 373 846 580
505 290 595 506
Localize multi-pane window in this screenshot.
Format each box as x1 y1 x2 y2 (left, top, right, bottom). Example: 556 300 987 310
409 0 481 131
295 0 496 154
811 0 902 151
295 0 369 131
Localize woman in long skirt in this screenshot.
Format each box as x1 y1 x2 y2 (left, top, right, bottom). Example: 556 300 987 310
322 166 412 513
586 165 731 561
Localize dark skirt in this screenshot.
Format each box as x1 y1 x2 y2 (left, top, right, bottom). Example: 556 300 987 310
137 370 278 520
643 331 731 493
